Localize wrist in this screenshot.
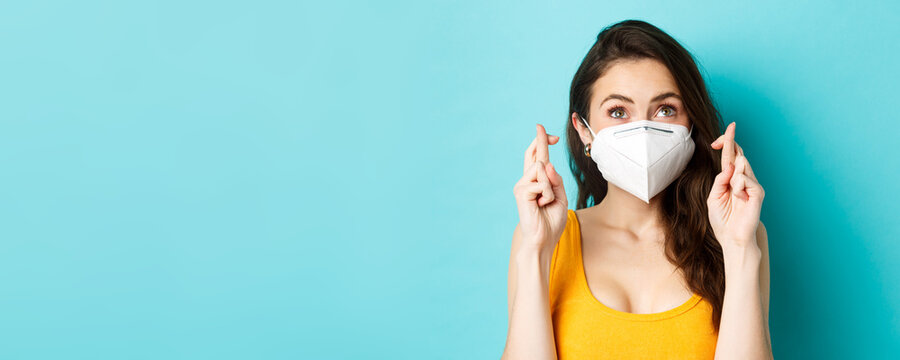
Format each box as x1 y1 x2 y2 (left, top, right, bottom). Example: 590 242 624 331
722 243 761 276
718 234 760 255
518 233 556 253
516 240 555 266
515 245 554 282
516 242 554 261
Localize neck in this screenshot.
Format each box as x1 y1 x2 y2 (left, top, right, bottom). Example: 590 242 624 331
594 183 665 237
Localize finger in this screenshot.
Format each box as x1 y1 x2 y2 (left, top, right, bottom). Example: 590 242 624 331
711 132 740 149
709 161 735 199
734 154 748 200
534 160 554 206
732 141 753 180
721 122 736 171
735 153 746 177
535 124 550 163
524 134 560 171
742 174 765 200
546 161 567 205
736 154 757 182
711 134 725 149
517 181 549 203
514 163 551 202
715 138 745 155
524 136 538 173
729 164 749 201
712 123 747 147
520 159 542 183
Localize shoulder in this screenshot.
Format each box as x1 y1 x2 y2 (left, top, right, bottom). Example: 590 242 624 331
573 208 586 218
572 207 591 227
551 209 578 271
558 208 578 244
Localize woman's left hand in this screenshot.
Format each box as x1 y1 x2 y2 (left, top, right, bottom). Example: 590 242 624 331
707 122 764 252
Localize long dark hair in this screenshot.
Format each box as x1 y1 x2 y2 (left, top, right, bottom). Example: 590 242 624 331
566 19 726 332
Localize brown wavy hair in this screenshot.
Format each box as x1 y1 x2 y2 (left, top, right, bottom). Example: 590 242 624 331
566 19 726 332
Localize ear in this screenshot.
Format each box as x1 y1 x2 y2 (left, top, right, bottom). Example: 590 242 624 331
571 112 594 147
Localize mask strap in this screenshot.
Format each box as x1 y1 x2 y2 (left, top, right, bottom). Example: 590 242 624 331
579 116 597 138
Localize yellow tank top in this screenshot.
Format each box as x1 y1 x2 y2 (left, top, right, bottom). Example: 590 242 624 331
549 209 719 359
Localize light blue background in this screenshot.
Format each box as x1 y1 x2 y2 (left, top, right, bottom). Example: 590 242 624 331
1 0 898 359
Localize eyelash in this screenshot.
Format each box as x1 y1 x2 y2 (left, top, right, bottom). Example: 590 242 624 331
607 102 679 118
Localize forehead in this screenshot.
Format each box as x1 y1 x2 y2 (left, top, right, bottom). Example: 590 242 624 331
591 58 680 99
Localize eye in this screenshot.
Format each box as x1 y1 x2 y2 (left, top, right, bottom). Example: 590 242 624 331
608 106 627 119
656 103 678 117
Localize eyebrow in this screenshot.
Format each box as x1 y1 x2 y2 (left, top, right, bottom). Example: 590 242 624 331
600 92 682 106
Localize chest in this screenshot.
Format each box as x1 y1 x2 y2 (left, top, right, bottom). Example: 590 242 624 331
580 232 694 314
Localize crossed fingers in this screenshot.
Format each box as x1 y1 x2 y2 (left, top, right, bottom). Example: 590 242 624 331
711 122 760 200
524 124 559 174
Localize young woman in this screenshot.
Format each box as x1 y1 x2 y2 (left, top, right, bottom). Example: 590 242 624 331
502 20 773 359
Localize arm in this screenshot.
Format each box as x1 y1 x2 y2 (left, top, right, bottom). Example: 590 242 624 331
714 221 773 360
501 223 558 360
708 122 773 359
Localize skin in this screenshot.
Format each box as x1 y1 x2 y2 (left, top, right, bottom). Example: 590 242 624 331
503 58 773 359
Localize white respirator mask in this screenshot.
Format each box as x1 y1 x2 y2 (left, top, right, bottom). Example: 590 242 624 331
580 116 695 203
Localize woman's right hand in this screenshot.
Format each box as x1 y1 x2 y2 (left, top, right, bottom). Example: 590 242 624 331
513 123 569 251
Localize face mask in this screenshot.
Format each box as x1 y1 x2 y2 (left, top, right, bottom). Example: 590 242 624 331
580 117 695 203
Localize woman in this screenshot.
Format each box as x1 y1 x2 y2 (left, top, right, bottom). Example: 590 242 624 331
502 20 773 359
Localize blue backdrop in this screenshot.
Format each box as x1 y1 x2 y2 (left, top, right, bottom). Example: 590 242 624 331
1 1 898 359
